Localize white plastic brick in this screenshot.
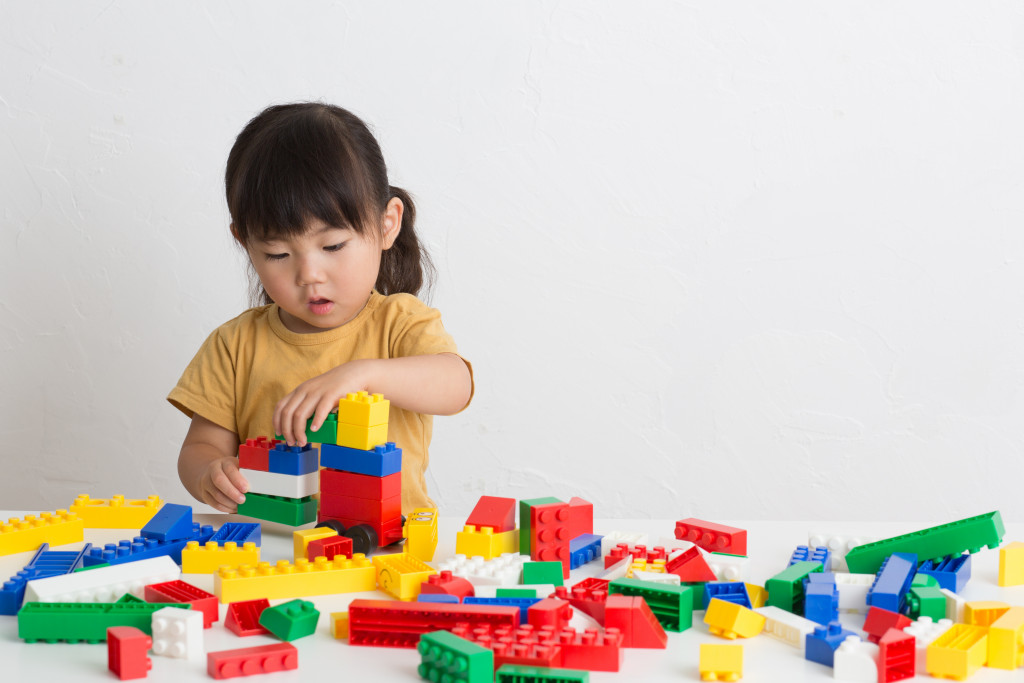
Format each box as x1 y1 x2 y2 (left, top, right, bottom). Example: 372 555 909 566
939 588 965 623
707 553 749 582
632 569 681 586
903 616 954 672
834 635 879 682
600 531 649 557
807 531 878 572
241 469 318 499
25 556 180 603
435 553 526 586
151 606 204 659
835 573 875 613
755 605 817 652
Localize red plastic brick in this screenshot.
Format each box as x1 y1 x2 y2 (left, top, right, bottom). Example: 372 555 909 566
237 437 279 472
530 502 572 577
554 577 610 624
605 595 668 648
307 535 353 561
107 626 152 680
674 518 747 556
314 513 404 546
144 580 219 628
347 598 519 648
318 493 401 525
567 496 594 539
527 598 574 630
465 496 517 533
665 546 717 582
420 570 475 600
207 642 298 679
878 628 915 682
319 469 400 500
864 606 913 644
452 624 563 670
605 543 667 568
224 599 270 637
555 626 625 672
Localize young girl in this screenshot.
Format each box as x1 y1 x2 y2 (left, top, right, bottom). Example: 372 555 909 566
168 102 473 514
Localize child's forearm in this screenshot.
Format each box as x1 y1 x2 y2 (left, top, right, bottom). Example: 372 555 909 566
354 353 472 416
178 442 228 502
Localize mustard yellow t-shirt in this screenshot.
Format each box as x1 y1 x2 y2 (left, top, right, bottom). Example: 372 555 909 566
167 291 472 512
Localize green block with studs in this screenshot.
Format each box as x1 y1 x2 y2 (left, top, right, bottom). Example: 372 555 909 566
258 599 320 641
417 629 493 683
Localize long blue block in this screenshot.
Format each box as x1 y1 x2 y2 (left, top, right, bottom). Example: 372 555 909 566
209 522 262 547
702 582 752 610
463 596 540 625
917 554 971 593
141 503 194 542
268 443 319 475
320 442 401 477
84 524 215 566
0 543 92 615
867 552 917 613
569 534 603 569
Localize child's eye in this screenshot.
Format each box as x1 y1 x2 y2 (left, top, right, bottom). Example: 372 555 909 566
264 252 288 261
324 242 347 253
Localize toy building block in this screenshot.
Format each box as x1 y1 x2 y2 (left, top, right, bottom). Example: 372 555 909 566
805 621 857 667
665 546 717 582
498 587 539 598
606 542 664 569
70 495 163 529
755 606 817 652
182 541 260 574
464 596 540 624
522 561 565 587
335 421 389 450
293 527 337 561
707 553 750 582
999 542 1024 586
26 555 180 603
418 629 493 683
83 523 215 566
551 626 624 672
419 594 460 604
867 552 917 614
627 557 666 577
225 599 270 637
0 542 91 615
330 611 349 639
878 628 915 682
526 597 573 630
803 574 838 625
926 623 988 680
963 600 1010 627
214 555 375 603
608 577 692 632
237 437 279 471
807 530 878 571
675 519 747 556
699 643 742 681
320 468 401 499
633 569 680 586
744 583 766 608
307 535 352 561
940 588 967 623
704 598 766 639
373 552 437 601
863 606 912 644
151 606 203 659
338 390 390 426
241 468 318 499
569 534 603 570
304 412 338 444
903 617 954 673
320 442 401 477
18 601 191 642
987 606 1024 670
319 492 401 523
765 560 823 615
918 553 971 593
833 635 878 683
0 509 84 556
553 578 610 624
844 511 1005 574
789 545 831 572
604 594 668 648
450 622 563 669
145 579 218 628
421 570 474 600
210 522 261 546
567 496 594 539
348 598 519 648
107 626 152 680
835 573 875 613
600 554 633 582
404 508 439 562
140 503 193 543
436 553 527 587
494 664 590 683
454 525 519 561
702 582 752 610
237 493 316 526
266 443 319 475
207 642 298 679
599 530 650 556
258 599 319 641
466 495 517 533
906 584 948 623
519 497 563 556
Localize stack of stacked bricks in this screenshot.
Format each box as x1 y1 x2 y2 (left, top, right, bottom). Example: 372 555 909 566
236 436 318 526
318 392 404 547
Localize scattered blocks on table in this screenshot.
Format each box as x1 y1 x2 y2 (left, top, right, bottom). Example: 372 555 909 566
699 643 743 681
182 541 259 574
225 599 270 637
151 606 203 659
925 623 988 680
140 504 193 543
418 629 493 683
70 495 163 529
704 598 766 639
0 510 84 556
259 599 319 641
107 626 152 680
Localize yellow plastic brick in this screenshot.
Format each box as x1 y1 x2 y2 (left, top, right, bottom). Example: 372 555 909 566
926 623 988 681
963 600 1010 627
69 494 163 529
337 391 390 427
0 510 83 556
181 541 260 574
335 422 389 450
293 527 338 562
404 508 438 562
214 555 375 603
704 598 766 639
745 584 767 609
372 552 437 601
455 525 518 560
998 542 1024 587
988 606 1024 671
330 611 349 639
700 643 743 681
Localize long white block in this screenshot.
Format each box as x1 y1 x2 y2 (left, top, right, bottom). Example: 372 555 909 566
807 531 878 572
241 468 318 499
25 556 180 603
435 553 526 586
756 605 817 652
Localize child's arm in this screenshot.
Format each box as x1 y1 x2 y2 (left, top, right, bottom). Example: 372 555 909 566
275 352 472 447
177 413 249 513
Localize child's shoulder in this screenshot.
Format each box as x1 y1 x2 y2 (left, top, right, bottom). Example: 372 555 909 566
206 304 276 340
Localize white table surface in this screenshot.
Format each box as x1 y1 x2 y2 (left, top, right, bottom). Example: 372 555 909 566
0 513 1020 682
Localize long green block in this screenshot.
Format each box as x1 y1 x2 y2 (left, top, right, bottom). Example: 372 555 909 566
259 599 319 641
238 493 317 526
496 664 589 683
608 577 692 632
418 629 493 683
276 414 339 445
906 585 946 621
765 561 823 615
18 601 190 643
844 511 1005 574
518 497 562 556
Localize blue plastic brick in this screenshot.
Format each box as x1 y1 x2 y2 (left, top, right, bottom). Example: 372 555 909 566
569 534 603 570
320 442 402 477
141 503 194 542
209 522 262 547
417 594 461 604
268 443 319 475
83 523 214 566
790 545 832 573
0 543 91 615
917 554 971 593
805 621 857 667
463 596 541 625
804 573 839 625
867 552 917 613
701 582 752 610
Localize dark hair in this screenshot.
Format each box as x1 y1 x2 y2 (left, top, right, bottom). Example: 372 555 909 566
225 102 433 305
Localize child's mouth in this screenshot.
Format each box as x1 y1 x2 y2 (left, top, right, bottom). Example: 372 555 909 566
308 298 333 315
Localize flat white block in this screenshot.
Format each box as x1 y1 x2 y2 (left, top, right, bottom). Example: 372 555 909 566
25 556 180 603
756 605 817 652
241 468 318 499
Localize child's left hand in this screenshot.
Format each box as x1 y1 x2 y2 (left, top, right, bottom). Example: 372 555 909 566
273 361 368 447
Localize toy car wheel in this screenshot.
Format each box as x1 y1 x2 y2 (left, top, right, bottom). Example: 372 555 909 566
343 524 379 555
315 519 346 535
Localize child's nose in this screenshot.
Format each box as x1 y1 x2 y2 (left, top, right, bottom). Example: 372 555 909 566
296 255 327 285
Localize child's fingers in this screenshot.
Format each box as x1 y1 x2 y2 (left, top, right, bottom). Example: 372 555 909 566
309 398 335 439
211 466 246 505
203 483 238 513
225 465 249 496
290 396 318 447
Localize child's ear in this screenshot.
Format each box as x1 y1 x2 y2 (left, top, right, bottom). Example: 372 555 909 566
382 197 403 250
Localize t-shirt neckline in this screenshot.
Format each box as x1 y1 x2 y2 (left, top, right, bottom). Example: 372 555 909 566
267 291 382 346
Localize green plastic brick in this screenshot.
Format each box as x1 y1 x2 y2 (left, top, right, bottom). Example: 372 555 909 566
258 599 319 641
237 493 317 526
18 601 190 643
495 664 589 683
765 561 823 615
608 577 692 632
73 562 109 572
912 573 940 588
906 585 947 621
115 593 146 604
682 582 708 612
417 629 493 683
844 511 1005 575
497 587 539 598
518 497 562 556
522 561 565 587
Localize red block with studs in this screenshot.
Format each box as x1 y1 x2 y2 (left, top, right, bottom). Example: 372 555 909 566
107 626 152 680
465 496 517 533
527 598 574 630
319 469 400 500
420 570 474 600
554 577 610 624
864 607 913 645
307 535 353 561
674 518 747 556
237 437 279 472
530 502 572 577
144 579 219 628
225 599 270 637
207 642 298 679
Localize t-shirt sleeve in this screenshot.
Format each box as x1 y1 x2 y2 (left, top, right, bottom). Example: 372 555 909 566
167 327 239 434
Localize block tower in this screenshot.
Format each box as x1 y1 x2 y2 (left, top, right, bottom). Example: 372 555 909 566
318 392 404 554
236 436 319 526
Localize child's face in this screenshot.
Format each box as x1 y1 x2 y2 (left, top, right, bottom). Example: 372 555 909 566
241 204 400 333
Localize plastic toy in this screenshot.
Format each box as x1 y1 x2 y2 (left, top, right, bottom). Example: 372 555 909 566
258 599 319 641
903 617 954 672
466 495 517 533
237 437 279 471
494 664 589 683
372 552 437 601
241 469 318 499
704 598 766 639
917 553 971 592
522 561 564 587
151 606 203 658
70 495 163 529
0 542 90 615
293 527 338 561
347 599 519 648
699 643 743 681
214 555 375 603
267 443 318 475
962 600 1010 627
18 601 190 642
225 599 270 637
805 621 857 667
237 493 317 526
83 523 214 567
789 545 831 572
25 555 180 603
307 535 352 561
518 496 562 556
0 509 84 556
421 570 475 600
206 642 298 679
319 441 401 477
568 534 602 569
464 595 540 624
181 541 259 573
608 577 692 632
140 503 193 543
456 525 519 560
878 628 915 682
987 606 1024 670
209 522 261 546
664 546 717 582
436 552 527 587
567 497 594 539
107 626 152 680
604 594 668 648
867 552 917 613
404 508 439 561
417 629 493 683
329 611 349 639
755 605 817 651
925 623 988 680
144 579 218 628
675 518 747 556
998 541 1024 586
553 578 610 624
803 574 838 625
863 607 912 644
833 635 878 683
765 560 823 615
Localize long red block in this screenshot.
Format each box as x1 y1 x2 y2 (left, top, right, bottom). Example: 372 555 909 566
207 643 298 679
674 518 747 556
225 599 270 637
107 627 152 680
237 437 279 472
465 496 517 533
605 595 668 648
605 543 667 568
527 598 574 630
452 623 563 670
319 469 400 500
530 502 571 577
144 579 219 628
348 598 519 648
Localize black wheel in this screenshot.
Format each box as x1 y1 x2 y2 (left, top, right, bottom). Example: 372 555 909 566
342 524 379 555
315 519 346 535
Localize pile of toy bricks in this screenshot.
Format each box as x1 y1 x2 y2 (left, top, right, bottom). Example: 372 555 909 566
236 436 318 526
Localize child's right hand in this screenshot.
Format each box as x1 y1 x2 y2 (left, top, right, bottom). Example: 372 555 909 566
199 456 250 513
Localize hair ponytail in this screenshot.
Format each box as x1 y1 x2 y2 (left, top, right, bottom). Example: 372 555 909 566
376 186 434 298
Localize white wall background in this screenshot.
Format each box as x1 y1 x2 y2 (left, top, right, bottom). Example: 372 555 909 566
3 1 1023 523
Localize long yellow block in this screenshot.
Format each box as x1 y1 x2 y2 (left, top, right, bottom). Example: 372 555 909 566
700 643 743 682
214 555 375 603
455 525 518 560
0 510 83 556
404 508 438 562
705 598 766 639
293 527 338 561
372 553 437 601
69 494 163 529
335 422 388 450
338 391 390 427
988 606 1024 671
999 542 1024 587
926 623 988 680
963 600 1010 627
181 541 260 573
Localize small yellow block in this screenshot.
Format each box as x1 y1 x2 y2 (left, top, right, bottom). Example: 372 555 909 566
926 623 988 681
998 542 1024 587
214 555 376 603
455 525 518 560
293 527 338 561
963 600 1010 627
404 508 438 562
181 541 260 573
704 598 766 639
700 643 743 681
745 584 767 609
0 510 84 556
69 494 163 529
330 611 349 639
372 553 437 601
335 422 389 450
337 391 390 427
988 606 1024 671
